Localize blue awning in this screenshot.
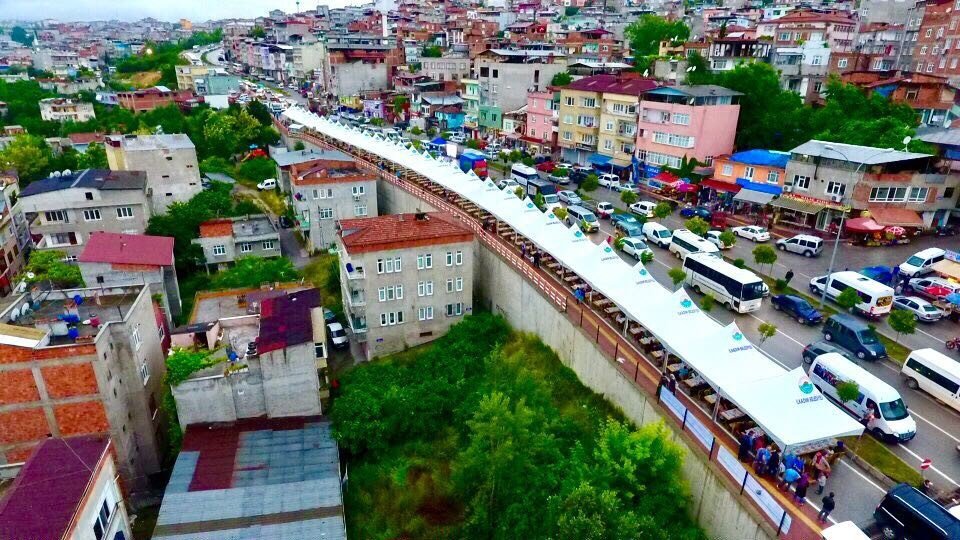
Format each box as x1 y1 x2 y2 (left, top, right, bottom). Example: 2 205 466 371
735 178 782 195
587 153 612 166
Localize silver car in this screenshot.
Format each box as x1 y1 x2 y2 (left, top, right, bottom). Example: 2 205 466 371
558 190 582 205
892 295 943 322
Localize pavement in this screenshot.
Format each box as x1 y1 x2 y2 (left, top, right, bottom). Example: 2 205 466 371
231 183 311 269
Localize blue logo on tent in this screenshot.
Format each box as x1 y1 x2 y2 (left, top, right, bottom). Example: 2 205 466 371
639 269 648 276
526 202 534 208
681 299 693 308
733 332 744 341
548 213 555 219
574 231 583 238
798 376 815 395
603 246 612 253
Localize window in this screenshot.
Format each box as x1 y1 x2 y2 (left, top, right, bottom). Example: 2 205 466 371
212 244 226 256
906 358 960 394
743 166 755 180
455 250 463 265
837 58 848 69
132 324 142 351
604 120 614 132
455 277 463 291
139 360 150 385
85 192 94 200
671 113 690 126
562 115 573 125
351 185 365 197
354 205 367 216
944 187 955 200
908 186 929 202
581 97 597 108
653 132 694 148
603 139 614 151
315 343 325 359
446 251 454 266
83 209 101 221
262 240 275 250
379 310 405 326
446 278 455 293
377 285 404 302
811 55 822 66
417 253 433 269
446 302 464 316
418 306 434 320
417 280 434 296
377 257 402 274
318 207 334 219
925 28 932 37
813 81 823 94
869 186 908 202
314 188 333 199
45 210 69 223
238 242 253 254
766 171 779 184
720 164 733 176
920 46 928 56
792 175 810 190
92 498 112 540
565 96 575 106
581 134 595 144
116 206 134 219
826 181 845 197
779 32 791 41
562 131 573 141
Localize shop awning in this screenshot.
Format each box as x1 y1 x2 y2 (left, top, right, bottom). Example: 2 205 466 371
587 153 612 166
868 207 924 227
733 190 776 205
701 178 742 193
933 259 960 281
771 196 827 215
735 178 783 195
845 217 885 233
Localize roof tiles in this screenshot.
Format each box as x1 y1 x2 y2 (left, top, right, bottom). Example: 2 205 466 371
338 212 474 254
78 232 174 267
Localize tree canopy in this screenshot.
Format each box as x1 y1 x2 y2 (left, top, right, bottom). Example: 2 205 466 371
625 15 690 57
10 26 33 46
25 250 84 288
551 71 573 86
209 257 300 290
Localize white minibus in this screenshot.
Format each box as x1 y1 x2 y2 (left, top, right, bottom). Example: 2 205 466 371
669 229 720 260
809 271 895 318
510 163 539 187
809 353 916 442
682 252 765 313
902 348 960 414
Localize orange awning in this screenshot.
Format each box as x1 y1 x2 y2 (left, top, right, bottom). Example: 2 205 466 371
868 207 924 227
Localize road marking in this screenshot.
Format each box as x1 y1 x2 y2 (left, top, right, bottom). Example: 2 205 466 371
915 327 946 344
838 458 888 494
910 410 960 443
896 443 960 487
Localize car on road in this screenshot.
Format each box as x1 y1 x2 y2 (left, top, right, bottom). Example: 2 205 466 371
548 171 571 184
892 295 943 322
629 201 656 219
597 173 620 188
704 230 731 250
327 322 348 349
449 132 466 144
771 294 823 325
554 161 574 171
558 190 582 205
569 168 593 185
898 247 946 278
874 483 960 540
822 314 887 360
612 182 637 193
642 222 673 248
775 234 824 257
257 178 277 190
907 276 960 300
801 340 851 364
498 178 520 191
610 213 641 229
620 237 653 260
679 205 713 220
277 215 294 229
732 225 770 242
583 200 614 219
535 160 556 173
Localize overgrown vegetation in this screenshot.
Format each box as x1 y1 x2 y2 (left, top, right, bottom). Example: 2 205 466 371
24 250 84 288
332 314 703 539
114 30 222 88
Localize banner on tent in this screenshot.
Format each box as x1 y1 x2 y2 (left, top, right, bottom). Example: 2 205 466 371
744 475 792 534
717 445 747 482
659 386 686 420
684 410 715 451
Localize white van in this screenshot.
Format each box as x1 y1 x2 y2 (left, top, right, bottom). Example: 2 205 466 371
511 163 539 187
808 271 895 318
566 205 599 233
669 229 720 260
821 522 871 540
809 352 917 442
642 222 672 248
902 348 960 414
899 247 946 278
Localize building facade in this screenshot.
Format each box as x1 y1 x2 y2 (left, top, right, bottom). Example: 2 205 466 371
0 176 30 295
192 215 282 270
523 88 559 155
39 98 96 122
473 49 568 111
105 134 204 215
913 0 960 80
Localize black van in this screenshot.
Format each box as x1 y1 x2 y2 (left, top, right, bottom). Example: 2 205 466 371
874 483 960 539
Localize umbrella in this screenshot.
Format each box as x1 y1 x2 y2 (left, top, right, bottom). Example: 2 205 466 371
925 285 953 298
945 292 960 306
886 226 906 236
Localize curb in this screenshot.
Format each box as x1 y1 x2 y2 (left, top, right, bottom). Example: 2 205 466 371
846 453 897 490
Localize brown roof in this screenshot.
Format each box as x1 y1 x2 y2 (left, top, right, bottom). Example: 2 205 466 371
338 212 474 253
564 74 659 96
198 219 234 238
776 11 855 25
67 132 105 145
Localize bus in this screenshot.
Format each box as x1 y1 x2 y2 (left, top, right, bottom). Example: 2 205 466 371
683 253 765 313
808 271 894 319
668 229 720 260
511 163 539 187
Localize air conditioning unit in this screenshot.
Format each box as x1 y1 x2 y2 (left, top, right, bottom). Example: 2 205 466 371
784 185 793 193
353 194 362 201
830 194 843 203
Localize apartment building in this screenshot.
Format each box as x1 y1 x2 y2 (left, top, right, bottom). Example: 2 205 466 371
708 37 773 72
914 0 960 79
320 34 402 97
0 284 169 492
287 153 378 253
18 169 151 258
853 23 908 73
596 77 659 169
523 88 559 155
192 214 282 270
336 212 475 360
473 48 568 111
841 71 957 127
461 78 482 133
175 64 210 91
772 40 830 103
116 86 202 112
105 134 204 214
39 98 96 122
770 11 856 53
635 85 742 173
557 77 602 165
0 176 30 295
422 54 471 82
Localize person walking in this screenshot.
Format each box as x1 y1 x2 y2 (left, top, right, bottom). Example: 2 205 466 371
738 431 753 462
667 373 678 395
784 269 795 286
657 373 670 397
818 492 836 523
817 472 827 495
521 242 527 260
794 472 810 505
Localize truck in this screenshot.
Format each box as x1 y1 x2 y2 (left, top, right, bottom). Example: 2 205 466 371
525 178 558 198
458 150 489 178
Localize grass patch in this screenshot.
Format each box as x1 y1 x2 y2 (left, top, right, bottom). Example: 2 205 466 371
254 189 287 215
303 253 344 320
877 334 909 365
131 504 160 540
176 272 212 326
842 436 923 486
114 70 161 88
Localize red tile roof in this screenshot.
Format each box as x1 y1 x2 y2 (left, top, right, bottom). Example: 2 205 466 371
199 219 234 238
67 132 106 145
78 232 174 267
338 212 474 254
564 74 659 96
0 436 109 540
258 288 321 354
775 11 855 25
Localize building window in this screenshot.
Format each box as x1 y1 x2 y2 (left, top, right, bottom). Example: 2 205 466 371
83 209 101 221
44 210 69 223
418 306 434 321
562 131 573 141
813 81 823 94
446 302 463 316
581 97 597 108
766 171 780 184
565 96 574 106
116 207 134 219
908 186 929 202
377 257 402 274
721 164 733 176
837 58 848 69
869 186 908 202
212 244 226 256
139 361 150 385
792 175 811 190
352 185 365 196
604 120 614 132
354 205 368 216
262 240 275 250
562 115 573 125
318 207 334 219
379 310 405 326
603 139 614 151
653 132 694 148
826 181 845 197
743 167 755 180
455 277 463 291
671 113 690 126
417 280 434 296
377 285 404 302
811 55 822 66
92 498 112 540
132 324 142 351
455 250 463 265
240 242 252 253
779 32 791 41
417 253 433 269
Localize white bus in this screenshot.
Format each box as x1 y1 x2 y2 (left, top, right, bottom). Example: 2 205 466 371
902 348 960 414
669 229 720 260
683 253 765 313
809 271 894 319
510 163 539 187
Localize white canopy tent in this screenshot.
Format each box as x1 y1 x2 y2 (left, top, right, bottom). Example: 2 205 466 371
281 107 864 450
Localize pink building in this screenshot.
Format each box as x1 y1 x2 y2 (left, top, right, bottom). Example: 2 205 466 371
635 85 742 172
523 88 559 155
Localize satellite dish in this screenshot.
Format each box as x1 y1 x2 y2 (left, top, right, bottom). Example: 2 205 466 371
26 272 35 280
52 171 61 177
62 169 71 176
9 305 21 322
643 70 649 77
902 136 912 146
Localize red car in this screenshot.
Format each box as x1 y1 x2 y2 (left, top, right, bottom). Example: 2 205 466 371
535 161 555 173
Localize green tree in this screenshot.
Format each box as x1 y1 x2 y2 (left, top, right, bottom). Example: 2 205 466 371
10 26 33 46
238 157 276 183
836 380 861 403
668 267 686 290
835 287 861 312
24 250 84 288
210 257 300 290
77 143 108 169
758 322 777 344
551 482 640 540
640 251 654 265
551 71 573 86
718 230 736 248
250 26 266 39
514 186 524 199
165 348 218 386
752 244 777 273
409 125 423 135
392 95 408 116
293 140 306 151
203 113 240 158
888 309 917 343
553 207 568 221
0 134 52 183
466 139 481 150
620 190 638 205
564 6 580 16
422 45 443 58
653 201 672 219
581 173 599 192
624 15 690 57
245 100 274 126
685 216 709 237
700 293 715 311
369 117 385 127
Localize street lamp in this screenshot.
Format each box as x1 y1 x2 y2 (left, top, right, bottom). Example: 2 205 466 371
818 144 895 308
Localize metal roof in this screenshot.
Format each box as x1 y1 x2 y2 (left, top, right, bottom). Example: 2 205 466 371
20 169 146 197
272 148 353 167
646 85 743 98
789 140 932 164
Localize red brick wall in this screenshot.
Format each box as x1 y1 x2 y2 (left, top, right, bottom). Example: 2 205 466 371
0 370 39 405
0 344 97 364
0 408 49 444
42 363 99 399
54 401 108 436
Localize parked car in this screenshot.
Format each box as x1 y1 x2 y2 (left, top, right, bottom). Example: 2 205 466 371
558 190 582 205
802 340 851 364
322 308 337 324
612 182 637 193
611 213 640 228
907 276 960 300
642 222 672 248
776 234 824 257
535 160 556 173
548 171 571 184
498 178 520 191
598 173 620 188
892 295 943 322
584 200 614 219
569 168 592 185
704 230 731 250
771 294 823 325
257 178 277 190
732 225 770 242
554 161 574 171
822 314 887 360
620 237 653 260
449 132 466 144
629 201 656 219
679 205 712 220
327 322 348 349
874 483 960 540
612 215 642 236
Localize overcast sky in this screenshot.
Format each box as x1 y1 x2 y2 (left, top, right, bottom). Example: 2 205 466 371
4 0 366 22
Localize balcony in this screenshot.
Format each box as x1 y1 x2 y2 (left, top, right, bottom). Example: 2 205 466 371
347 289 366 307
343 260 366 280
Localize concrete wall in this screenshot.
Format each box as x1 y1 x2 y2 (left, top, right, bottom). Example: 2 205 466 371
292 178 378 252
259 342 322 417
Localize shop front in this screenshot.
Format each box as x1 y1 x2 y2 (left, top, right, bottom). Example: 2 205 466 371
698 178 741 207
770 194 848 232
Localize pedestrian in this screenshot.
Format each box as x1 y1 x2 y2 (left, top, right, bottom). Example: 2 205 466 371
818 492 836 523
782 466 800 492
794 472 810 505
814 451 832 480
657 373 669 396
784 269 795 286
667 373 678 395
738 431 752 462
767 449 781 478
533 251 541 268
521 242 527 259
817 471 827 495
754 444 771 474
606 235 613 245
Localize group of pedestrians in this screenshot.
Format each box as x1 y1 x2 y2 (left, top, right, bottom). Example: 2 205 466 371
737 430 839 523
657 372 679 396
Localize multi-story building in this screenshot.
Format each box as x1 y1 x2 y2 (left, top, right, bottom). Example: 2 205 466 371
0 284 168 491
422 54 471 82
460 78 482 134
772 40 831 103
0 436 133 540
174 64 210 91
596 77 660 169
708 37 773 72
900 2 926 72
854 23 908 73
558 28 624 63
192 214 282 270
336 212 475 360
0 175 30 295
913 0 960 80
557 77 603 165
116 86 202 112
770 11 856 53
287 153 378 252
635 85 742 172
320 34 402 97
39 98 96 122
19 169 151 258
523 88 559 155
841 71 958 127
473 48 568 111
105 134 204 214
859 0 916 26
704 149 790 205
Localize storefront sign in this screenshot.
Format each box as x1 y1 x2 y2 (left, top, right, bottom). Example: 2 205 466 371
644 164 661 178
946 250 960 263
781 193 850 212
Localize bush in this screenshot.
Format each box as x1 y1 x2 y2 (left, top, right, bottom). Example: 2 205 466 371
237 157 276 183
640 251 654 265
25 250 84 288
718 230 736 248
410 126 423 135
581 173 599 192
653 202 672 219
700 293 715 311
733 258 746 269
685 217 709 237
836 287 861 312
773 278 788 292
621 190 638 205
752 244 777 273
465 139 481 150
293 140 306 151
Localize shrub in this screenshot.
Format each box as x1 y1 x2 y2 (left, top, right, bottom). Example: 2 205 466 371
733 258 746 269
773 278 788 292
